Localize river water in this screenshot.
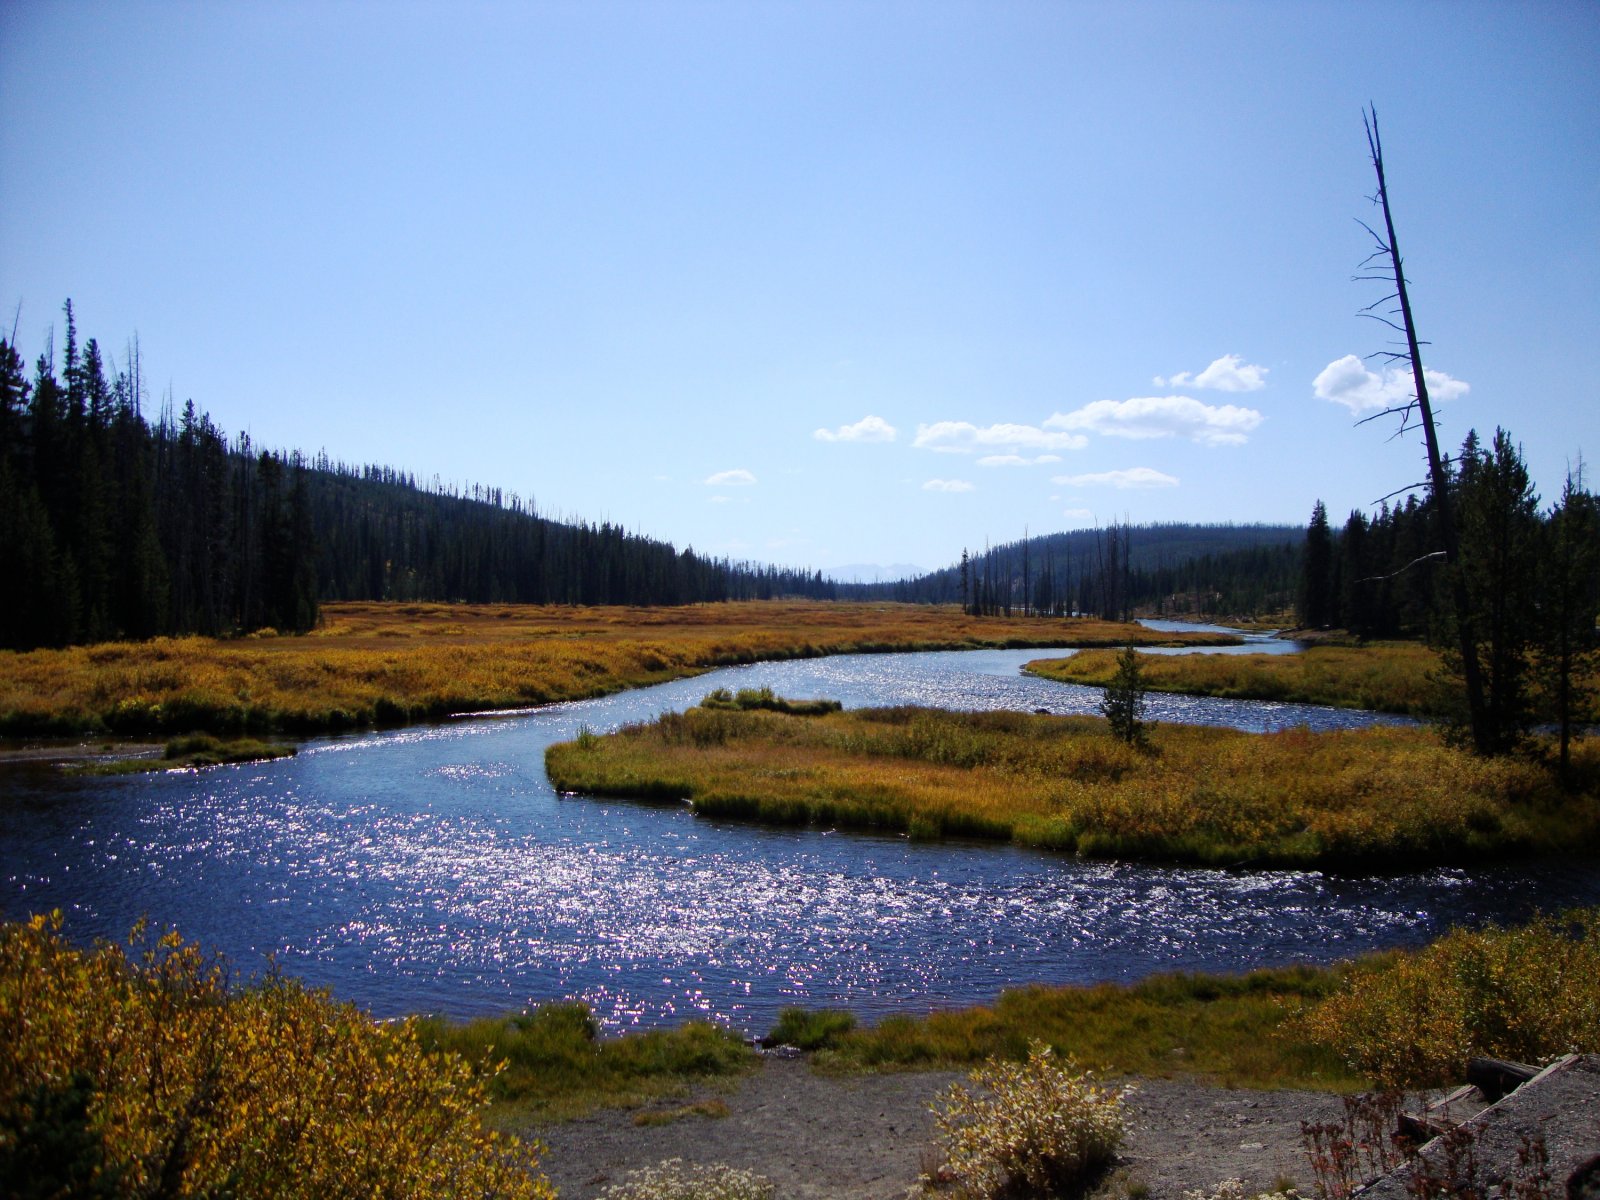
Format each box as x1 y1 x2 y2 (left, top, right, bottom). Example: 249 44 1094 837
4 641 1597 1035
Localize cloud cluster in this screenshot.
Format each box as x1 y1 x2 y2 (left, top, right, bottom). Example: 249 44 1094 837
1046 396 1263 447
704 468 756 487
922 478 975 493
1312 354 1470 414
1053 467 1179 489
912 421 1087 454
1154 353 1268 392
814 415 897 443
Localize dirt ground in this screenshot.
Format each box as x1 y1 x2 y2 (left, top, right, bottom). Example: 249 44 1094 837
527 1055 1349 1199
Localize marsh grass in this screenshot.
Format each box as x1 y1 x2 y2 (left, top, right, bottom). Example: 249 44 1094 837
547 704 1599 868
0 600 1236 738
1026 642 1559 720
808 966 1357 1091
762 1006 857 1050
412 1001 755 1121
70 733 297 775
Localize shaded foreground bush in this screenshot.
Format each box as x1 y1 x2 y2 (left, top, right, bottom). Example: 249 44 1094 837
1294 909 1600 1087
0 914 552 1198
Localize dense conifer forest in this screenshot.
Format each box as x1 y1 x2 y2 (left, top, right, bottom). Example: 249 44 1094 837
0 305 836 650
848 524 1303 620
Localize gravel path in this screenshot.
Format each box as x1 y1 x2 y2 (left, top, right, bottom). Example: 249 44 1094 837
527 1056 1349 1199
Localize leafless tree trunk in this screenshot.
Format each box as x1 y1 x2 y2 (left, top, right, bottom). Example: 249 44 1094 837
1357 107 1491 754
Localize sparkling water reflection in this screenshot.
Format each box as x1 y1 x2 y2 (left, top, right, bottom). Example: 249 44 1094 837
4 646 1596 1034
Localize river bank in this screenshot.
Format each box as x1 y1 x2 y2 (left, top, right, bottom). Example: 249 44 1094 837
527 1055 1348 1200
0 600 1237 738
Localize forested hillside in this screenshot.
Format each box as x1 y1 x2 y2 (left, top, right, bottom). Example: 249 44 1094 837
848 523 1303 620
0 307 834 650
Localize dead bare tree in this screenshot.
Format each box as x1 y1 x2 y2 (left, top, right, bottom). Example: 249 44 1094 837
1355 106 1491 754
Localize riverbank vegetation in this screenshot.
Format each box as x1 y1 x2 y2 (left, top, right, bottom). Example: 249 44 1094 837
0 600 1232 738
413 1003 753 1123
70 733 296 775
768 910 1600 1092
546 701 1598 869
0 913 554 1198
1026 642 1448 717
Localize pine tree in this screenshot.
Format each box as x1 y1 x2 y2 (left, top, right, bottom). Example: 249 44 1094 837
1100 644 1151 747
1299 500 1335 628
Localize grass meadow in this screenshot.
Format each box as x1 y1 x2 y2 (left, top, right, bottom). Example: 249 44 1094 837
546 702 1600 868
0 600 1234 738
1027 640 1598 721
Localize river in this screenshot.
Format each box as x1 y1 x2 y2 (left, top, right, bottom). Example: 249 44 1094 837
4 639 1597 1035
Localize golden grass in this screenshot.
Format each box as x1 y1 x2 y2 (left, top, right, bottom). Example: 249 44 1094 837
1027 641 1600 721
546 704 1600 868
0 601 1234 737
1026 643 1445 716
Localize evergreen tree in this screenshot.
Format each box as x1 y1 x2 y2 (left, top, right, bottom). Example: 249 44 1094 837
1100 644 1151 747
1438 429 1541 754
1299 500 1335 628
1536 469 1600 776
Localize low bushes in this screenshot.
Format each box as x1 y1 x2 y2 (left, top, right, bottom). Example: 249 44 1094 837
928 1042 1128 1198
413 1001 754 1119
1292 909 1600 1087
600 1158 775 1200
0 913 552 1198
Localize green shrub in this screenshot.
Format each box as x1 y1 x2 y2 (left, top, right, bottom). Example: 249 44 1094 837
762 1006 857 1051
928 1041 1128 1198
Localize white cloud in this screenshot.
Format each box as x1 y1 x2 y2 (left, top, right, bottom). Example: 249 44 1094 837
1046 396 1263 447
922 478 975 493
1053 467 1180 489
976 453 1062 468
912 421 1087 454
1312 354 1471 414
704 468 757 486
814 414 897 443
1061 507 1096 523
1153 353 1269 393
709 495 731 504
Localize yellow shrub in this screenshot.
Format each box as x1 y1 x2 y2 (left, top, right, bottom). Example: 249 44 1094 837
0 914 553 1198
1293 910 1600 1086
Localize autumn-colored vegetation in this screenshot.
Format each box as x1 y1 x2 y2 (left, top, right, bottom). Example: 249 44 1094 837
1027 642 1447 716
0 913 553 1198
0 600 1234 738
547 701 1599 869
1290 909 1600 1087
772 910 1600 1093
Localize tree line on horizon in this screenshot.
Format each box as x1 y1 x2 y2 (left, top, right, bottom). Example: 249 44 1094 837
0 304 840 651
846 523 1302 620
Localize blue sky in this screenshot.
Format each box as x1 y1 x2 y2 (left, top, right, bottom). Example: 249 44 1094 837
3 1 1596 576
